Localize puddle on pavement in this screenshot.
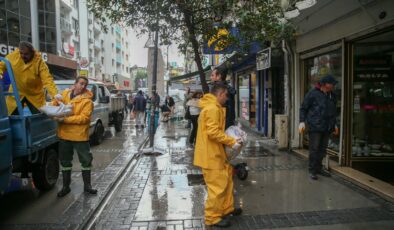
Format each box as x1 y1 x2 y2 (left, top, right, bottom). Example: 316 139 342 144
240 146 274 158
187 174 205 186
134 174 205 221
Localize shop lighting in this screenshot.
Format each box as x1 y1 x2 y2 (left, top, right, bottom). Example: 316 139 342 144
284 9 300 19
295 0 317 10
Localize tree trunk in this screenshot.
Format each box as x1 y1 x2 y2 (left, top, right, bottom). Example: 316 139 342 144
180 7 209 93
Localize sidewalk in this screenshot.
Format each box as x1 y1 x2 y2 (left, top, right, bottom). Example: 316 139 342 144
94 120 394 230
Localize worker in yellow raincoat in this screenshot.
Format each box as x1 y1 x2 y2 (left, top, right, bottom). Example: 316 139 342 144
0 41 60 115
52 76 97 197
194 83 243 228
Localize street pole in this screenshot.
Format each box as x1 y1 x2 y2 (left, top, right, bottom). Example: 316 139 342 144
149 24 159 148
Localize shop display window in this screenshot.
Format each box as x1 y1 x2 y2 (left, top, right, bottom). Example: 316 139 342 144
303 49 342 154
352 30 394 158
237 72 258 129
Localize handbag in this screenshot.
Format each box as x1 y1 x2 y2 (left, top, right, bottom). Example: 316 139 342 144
184 106 191 120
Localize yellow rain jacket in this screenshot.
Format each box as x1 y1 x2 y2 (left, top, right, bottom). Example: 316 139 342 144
0 49 58 115
194 93 236 170
53 88 93 142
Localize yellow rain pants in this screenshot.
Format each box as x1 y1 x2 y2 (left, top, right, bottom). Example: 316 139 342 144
202 163 235 225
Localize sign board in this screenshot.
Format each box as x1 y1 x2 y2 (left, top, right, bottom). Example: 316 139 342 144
256 48 271 70
0 44 48 61
79 69 88 77
79 57 89 68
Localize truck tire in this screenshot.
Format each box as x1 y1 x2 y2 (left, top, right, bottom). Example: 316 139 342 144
32 148 59 191
115 113 123 132
91 122 104 145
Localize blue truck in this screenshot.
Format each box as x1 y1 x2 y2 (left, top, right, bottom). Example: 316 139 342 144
0 57 59 194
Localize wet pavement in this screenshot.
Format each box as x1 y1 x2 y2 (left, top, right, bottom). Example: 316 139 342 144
92 120 394 230
1 118 394 229
0 116 148 229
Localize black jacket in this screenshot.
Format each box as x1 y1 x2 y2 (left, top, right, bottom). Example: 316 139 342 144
300 87 337 133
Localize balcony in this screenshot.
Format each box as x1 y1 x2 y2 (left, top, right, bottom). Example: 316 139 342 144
115 41 121 50
93 21 101 34
94 58 101 68
115 26 121 35
60 17 72 35
94 40 101 50
116 55 122 64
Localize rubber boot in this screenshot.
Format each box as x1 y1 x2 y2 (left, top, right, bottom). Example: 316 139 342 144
57 171 71 197
82 170 97 195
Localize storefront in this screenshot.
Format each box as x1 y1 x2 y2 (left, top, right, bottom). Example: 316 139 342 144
345 28 394 182
237 70 259 130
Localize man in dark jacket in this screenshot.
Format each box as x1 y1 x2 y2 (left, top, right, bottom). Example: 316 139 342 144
299 75 339 180
133 90 147 128
210 67 236 129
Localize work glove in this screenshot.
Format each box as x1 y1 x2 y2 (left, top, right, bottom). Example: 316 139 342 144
53 116 64 122
298 122 305 133
232 138 243 150
54 94 63 101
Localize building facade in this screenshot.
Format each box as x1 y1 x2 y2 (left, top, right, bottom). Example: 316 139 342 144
289 0 394 184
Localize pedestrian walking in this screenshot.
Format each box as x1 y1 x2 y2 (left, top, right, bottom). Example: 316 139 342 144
0 41 60 115
128 94 134 119
186 92 202 145
133 90 147 128
210 67 236 129
165 95 175 116
53 76 97 197
194 83 243 228
299 74 339 180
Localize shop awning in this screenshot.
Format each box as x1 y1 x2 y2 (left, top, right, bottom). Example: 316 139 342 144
170 66 212 83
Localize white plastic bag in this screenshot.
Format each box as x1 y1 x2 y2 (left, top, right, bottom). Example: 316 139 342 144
39 102 73 117
225 124 247 161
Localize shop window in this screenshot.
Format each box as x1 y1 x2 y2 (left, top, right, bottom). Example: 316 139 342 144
46 43 56 54
0 9 6 30
7 11 19 33
38 11 45 26
352 30 394 158
6 0 18 13
304 49 342 154
38 0 44 10
45 27 56 43
39 42 45 52
0 29 8 45
19 0 31 17
45 12 55 27
8 32 19 46
20 17 31 36
238 72 259 129
0 0 5 9
45 0 55 12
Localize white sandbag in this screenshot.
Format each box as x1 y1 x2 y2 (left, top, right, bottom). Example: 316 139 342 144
40 102 73 117
225 124 247 161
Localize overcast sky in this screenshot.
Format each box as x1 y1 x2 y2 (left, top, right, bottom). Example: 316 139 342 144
129 32 185 68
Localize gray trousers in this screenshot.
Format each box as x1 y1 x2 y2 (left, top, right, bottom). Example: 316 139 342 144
308 132 330 174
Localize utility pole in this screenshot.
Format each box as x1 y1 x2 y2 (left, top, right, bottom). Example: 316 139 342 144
149 21 159 148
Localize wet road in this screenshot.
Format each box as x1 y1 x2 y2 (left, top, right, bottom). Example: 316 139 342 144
0 116 147 227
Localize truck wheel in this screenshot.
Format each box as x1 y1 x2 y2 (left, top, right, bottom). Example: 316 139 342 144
32 149 59 191
115 113 123 132
91 122 104 145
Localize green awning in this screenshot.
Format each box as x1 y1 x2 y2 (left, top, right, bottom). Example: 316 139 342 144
170 66 211 82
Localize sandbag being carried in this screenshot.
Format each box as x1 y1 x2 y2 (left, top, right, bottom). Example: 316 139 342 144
40 102 73 117
225 124 247 161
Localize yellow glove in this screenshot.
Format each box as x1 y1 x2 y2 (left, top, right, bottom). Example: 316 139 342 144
298 122 305 134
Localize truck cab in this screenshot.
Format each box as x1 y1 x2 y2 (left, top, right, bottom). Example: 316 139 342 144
54 80 125 145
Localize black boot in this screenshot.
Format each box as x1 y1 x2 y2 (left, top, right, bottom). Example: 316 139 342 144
82 170 97 195
57 171 71 197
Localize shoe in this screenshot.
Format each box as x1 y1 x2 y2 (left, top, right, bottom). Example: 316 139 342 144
225 208 243 217
318 169 331 177
212 218 231 228
57 170 71 197
309 173 318 180
82 170 98 195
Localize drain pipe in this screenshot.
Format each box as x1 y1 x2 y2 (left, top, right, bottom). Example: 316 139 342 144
282 40 292 151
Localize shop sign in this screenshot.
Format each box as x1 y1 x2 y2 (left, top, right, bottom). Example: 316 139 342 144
354 70 392 82
256 48 271 70
79 57 89 68
0 44 48 62
79 69 88 77
355 56 391 68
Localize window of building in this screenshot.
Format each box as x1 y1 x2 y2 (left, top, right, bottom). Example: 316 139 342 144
304 49 342 154
111 27 113 34
6 0 18 13
126 54 128 61
73 0 79 9
112 59 114 66
72 18 78 30
126 67 128 73
101 57 104 65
